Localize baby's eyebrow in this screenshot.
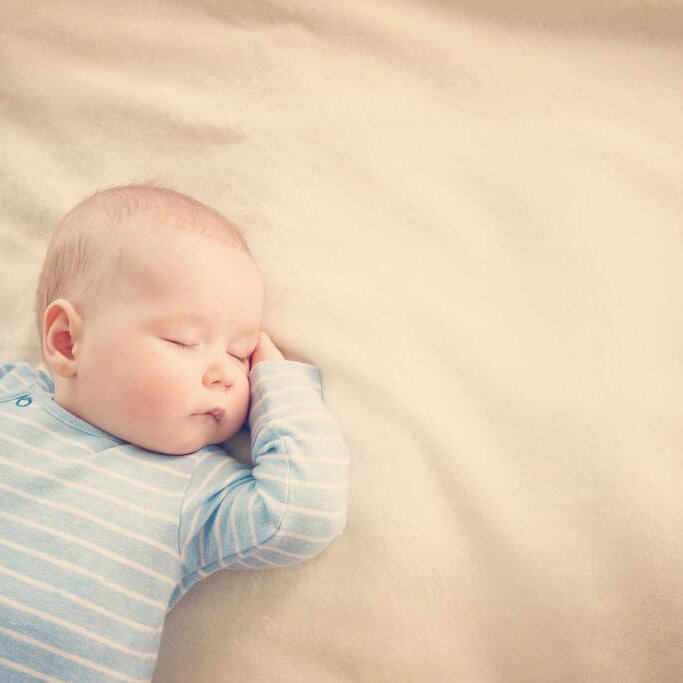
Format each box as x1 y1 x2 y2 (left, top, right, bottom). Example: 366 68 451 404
157 313 208 323
155 313 209 326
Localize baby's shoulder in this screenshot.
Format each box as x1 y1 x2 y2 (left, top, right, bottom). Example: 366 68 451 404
0 360 53 398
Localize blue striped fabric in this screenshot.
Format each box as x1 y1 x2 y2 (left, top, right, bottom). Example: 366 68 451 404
0 360 349 681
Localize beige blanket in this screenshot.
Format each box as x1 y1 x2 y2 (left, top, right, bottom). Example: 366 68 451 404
1 1 682 680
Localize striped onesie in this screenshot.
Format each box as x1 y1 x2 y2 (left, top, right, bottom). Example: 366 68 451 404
0 360 349 681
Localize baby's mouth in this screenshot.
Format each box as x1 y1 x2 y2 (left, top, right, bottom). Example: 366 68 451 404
196 408 225 423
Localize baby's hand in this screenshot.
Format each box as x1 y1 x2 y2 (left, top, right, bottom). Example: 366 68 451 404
250 332 285 367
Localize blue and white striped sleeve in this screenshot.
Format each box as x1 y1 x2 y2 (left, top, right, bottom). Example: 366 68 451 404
177 360 349 578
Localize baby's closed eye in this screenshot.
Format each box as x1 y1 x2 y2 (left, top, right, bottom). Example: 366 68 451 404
164 338 196 350
163 338 249 363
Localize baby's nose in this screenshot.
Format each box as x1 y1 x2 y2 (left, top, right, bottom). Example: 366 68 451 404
203 359 236 388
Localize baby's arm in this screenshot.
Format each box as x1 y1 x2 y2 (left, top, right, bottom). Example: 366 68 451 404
177 334 349 582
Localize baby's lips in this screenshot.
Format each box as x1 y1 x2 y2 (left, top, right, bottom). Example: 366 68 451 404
195 408 225 422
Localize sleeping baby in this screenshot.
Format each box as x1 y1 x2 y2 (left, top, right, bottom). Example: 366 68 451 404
0 184 349 681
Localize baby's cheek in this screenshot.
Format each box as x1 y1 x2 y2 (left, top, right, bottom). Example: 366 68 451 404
232 382 251 425
123 365 188 422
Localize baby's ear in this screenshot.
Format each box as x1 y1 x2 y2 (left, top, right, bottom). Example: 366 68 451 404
43 299 83 377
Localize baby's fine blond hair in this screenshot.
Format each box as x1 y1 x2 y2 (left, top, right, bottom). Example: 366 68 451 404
33 183 251 344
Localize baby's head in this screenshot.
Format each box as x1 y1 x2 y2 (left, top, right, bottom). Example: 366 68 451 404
34 184 264 455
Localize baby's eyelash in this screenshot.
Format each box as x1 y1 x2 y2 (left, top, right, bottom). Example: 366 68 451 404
165 339 248 363
165 339 193 350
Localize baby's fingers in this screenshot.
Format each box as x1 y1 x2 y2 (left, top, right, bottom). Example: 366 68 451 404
250 332 285 367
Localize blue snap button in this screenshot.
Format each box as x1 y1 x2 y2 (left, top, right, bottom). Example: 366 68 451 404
15 396 32 407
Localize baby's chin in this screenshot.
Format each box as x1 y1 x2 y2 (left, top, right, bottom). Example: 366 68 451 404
150 426 242 456
112 429 210 456
148 435 218 456
157 441 207 456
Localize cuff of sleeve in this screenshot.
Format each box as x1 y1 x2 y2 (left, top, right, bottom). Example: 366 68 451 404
248 360 323 427
249 359 318 377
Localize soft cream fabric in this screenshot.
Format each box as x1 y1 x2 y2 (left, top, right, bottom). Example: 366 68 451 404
1 1 682 681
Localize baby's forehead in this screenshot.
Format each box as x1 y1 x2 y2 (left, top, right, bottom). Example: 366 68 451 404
117 219 234 270
113 228 262 300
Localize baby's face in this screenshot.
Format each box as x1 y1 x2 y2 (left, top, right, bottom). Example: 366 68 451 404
70 229 264 455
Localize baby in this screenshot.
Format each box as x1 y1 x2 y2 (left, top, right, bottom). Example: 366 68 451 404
0 185 349 681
